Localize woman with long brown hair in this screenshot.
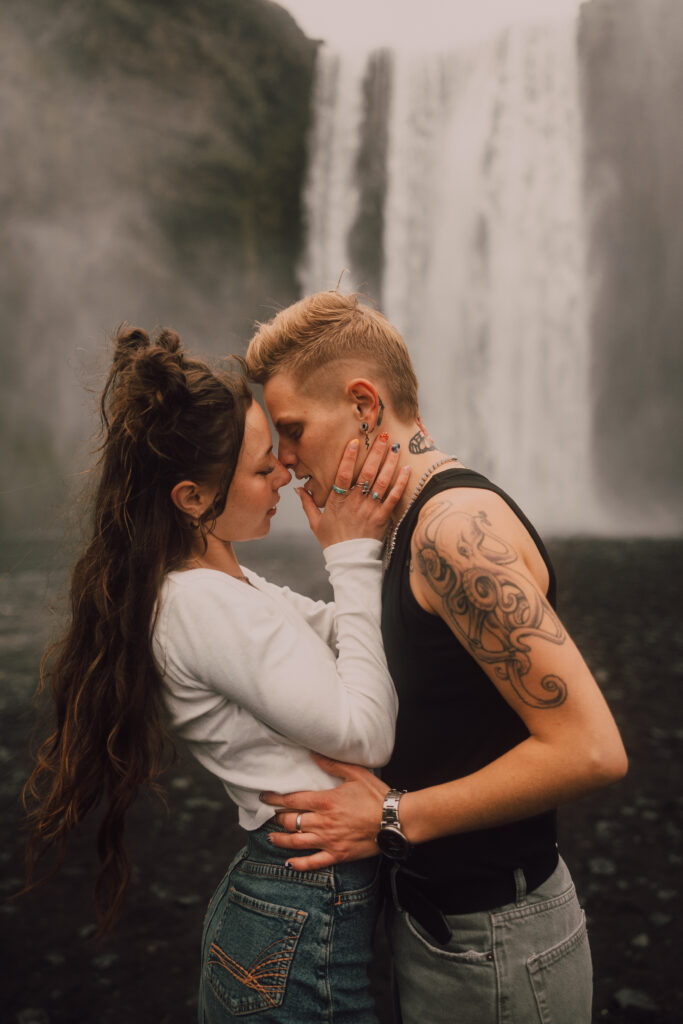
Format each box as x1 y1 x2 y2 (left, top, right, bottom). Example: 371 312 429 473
23 325 410 1023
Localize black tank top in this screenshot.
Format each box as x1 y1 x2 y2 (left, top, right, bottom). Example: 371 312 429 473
381 467 558 895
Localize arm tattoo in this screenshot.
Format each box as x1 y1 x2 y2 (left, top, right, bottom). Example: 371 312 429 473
408 430 436 454
414 504 568 708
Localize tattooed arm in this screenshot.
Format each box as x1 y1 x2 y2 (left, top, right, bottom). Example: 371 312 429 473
261 492 626 869
395 496 627 844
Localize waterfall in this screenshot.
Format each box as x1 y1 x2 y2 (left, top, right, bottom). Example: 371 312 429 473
301 19 601 533
298 46 369 294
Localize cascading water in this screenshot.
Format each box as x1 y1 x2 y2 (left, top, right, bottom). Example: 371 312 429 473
300 19 600 533
298 46 369 295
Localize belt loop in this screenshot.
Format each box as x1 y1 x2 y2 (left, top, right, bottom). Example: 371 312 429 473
513 867 527 903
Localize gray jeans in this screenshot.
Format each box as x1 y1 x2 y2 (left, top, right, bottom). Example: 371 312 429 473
387 856 592 1024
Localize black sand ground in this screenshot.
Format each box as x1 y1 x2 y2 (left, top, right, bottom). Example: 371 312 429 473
1 535 681 1024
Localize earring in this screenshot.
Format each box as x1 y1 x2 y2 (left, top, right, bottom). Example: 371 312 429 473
361 422 370 449
190 517 200 530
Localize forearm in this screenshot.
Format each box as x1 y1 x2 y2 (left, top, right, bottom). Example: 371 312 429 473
400 733 626 845
322 539 398 763
263 730 626 871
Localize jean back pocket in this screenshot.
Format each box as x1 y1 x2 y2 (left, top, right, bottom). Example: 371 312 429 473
527 911 593 1024
205 884 308 1016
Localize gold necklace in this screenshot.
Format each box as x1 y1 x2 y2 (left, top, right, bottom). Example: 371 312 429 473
382 456 458 570
186 558 252 584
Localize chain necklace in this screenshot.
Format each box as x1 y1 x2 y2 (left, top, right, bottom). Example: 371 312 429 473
185 558 252 585
382 456 458 571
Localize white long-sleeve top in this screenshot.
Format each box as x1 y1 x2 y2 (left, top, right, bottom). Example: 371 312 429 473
152 538 398 830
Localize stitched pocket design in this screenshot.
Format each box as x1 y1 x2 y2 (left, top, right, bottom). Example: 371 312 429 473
205 885 308 1016
527 911 592 1024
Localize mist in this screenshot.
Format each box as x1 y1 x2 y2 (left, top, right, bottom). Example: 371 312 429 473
0 0 314 536
1 0 681 538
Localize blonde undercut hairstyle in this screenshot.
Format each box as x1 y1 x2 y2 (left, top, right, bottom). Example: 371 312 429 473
245 291 419 421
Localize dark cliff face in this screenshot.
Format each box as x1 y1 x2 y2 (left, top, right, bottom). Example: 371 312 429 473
348 50 392 304
3 0 315 313
0 0 316 535
579 0 683 522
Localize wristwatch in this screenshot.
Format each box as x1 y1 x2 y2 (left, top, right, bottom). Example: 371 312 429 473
376 788 412 861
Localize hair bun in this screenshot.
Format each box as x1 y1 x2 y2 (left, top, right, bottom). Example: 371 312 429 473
156 328 182 355
106 325 189 435
134 346 188 420
112 325 150 372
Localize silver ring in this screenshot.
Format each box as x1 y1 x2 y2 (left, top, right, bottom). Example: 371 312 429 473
295 812 304 833
332 485 348 496
371 492 381 501
360 481 371 495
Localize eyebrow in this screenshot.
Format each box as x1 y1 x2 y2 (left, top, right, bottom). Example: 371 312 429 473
263 444 273 458
274 419 299 431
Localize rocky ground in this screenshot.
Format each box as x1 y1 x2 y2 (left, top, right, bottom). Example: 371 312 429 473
1 535 681 1023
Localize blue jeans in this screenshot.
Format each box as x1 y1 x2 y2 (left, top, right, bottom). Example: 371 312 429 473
199 822 381 1023
388 856 592 1024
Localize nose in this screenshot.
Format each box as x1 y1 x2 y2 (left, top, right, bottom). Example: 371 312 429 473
272 456 292 488
276 462 292 488
277 438 297 469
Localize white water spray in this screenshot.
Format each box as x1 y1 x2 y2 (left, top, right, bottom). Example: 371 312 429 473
383 23 595 529
298 46 368 294
301 18 599 531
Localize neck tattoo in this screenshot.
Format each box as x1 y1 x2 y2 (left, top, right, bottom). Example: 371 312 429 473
408 429 436 455
383 455 458 570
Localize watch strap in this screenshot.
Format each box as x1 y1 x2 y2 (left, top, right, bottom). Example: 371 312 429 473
381 788 407 830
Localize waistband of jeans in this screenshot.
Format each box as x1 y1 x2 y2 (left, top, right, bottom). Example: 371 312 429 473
392 847 559 944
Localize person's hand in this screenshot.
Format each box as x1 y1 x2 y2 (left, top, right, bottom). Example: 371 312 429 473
260 754 390 870
296 435 410 548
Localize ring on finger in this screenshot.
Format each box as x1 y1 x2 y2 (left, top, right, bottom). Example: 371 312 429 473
295 812 304 833
360 481 371 495
371 491 382 501
332 485 348 496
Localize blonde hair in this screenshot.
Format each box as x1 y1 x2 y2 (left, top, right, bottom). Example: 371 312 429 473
245 291 419 420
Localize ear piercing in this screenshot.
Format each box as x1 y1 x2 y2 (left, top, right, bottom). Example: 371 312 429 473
361 396 385 448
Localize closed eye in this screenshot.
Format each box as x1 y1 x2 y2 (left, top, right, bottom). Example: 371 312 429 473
279 423 302 441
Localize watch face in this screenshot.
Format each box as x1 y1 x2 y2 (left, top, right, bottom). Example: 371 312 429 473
377 825 411 860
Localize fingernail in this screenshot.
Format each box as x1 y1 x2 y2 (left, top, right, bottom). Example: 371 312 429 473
402 465 411 473
285 861 292 869
259 792 266 801
379 432 389 442
349 439 359 449
391 442 400 453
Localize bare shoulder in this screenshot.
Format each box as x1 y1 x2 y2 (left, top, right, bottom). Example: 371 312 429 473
411 485 549 593
409 486 569 711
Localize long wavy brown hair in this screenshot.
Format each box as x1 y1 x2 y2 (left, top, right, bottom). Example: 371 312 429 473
22 325 251 934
